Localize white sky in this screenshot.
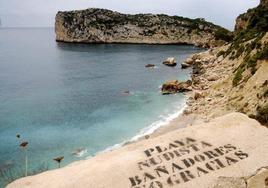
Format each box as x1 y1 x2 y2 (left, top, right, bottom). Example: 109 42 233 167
0 0 259 30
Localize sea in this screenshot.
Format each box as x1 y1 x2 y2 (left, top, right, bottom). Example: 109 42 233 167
0 28 203 187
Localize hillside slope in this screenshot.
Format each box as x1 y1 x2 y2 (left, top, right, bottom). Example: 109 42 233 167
184 0 268 125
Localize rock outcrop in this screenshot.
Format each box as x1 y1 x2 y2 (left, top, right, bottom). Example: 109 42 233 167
161 80 192 94
181 57 194 69
183 34 268 124
235 0 268 32
177 0 268 125
55 8 230 47
261 0 268 8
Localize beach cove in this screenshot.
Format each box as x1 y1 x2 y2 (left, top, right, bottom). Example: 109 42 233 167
0 28 205 187
4 0 268 187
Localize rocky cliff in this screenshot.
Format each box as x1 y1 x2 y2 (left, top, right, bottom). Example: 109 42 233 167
235 0 268 31
55 8 231 48
182 0 268 125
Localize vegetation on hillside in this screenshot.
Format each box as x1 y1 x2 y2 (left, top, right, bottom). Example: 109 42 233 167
214 2 268 124
256 104 268 124
214 28 234 42
215 2 268 88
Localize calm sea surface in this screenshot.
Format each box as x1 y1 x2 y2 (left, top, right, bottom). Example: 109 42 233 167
0 28 203 186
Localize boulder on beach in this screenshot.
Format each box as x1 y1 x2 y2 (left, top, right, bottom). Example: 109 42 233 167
161 80 192 95
192 60 203 75
163 57 177 67
194 91 205 100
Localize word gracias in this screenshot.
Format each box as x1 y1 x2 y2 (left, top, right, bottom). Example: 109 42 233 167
129 138 249 188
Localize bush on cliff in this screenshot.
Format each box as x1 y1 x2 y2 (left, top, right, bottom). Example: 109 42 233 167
233 68 243 86
264 89 268 97
247 5 268 32
256 44 268 60
256 104 268 124
214 28 234 42
217 50 225 57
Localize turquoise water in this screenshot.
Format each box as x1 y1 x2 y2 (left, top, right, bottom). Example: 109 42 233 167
0 28 203 186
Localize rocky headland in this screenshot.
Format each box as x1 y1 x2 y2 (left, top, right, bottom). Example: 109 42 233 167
55 8 231 48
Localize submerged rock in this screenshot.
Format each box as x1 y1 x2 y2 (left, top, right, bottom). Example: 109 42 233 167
163 57 177 67
145 64 155 68
161 80 192 95
122 91 130 95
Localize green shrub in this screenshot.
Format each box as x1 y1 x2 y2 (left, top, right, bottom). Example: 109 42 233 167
251 66 257 75
247 6 268 32
256 44 268 60
217 50 225 57
235 45 245 58
264 89 268 97
233 67 243 86
246 55 257 68
256 104 268 124
215 28 233 42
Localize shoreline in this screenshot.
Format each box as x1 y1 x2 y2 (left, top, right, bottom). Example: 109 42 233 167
97 54 206 156
92 95 191 156
7 40 268 188
8 112 268 188
101 101 189 153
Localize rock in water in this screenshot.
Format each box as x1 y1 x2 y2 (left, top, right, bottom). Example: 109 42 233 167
163 57 177 67
55 8 230 47
161 80 192 94
181 57 195 69
145 64 155 68
181 62 191 69
122 91 130 95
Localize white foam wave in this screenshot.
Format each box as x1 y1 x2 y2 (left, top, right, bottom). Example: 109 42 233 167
97 101 187 155
130 102 187 141
72 149 88 158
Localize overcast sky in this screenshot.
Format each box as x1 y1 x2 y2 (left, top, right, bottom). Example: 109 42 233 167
0 0 259 30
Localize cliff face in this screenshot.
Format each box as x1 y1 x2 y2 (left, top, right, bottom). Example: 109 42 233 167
183 0 268 125
55 8 230 47
261 0 268 7
235 0 268 31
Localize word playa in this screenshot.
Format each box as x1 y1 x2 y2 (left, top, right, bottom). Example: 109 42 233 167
129 137 248 188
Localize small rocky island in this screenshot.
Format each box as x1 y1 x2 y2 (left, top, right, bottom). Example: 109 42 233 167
55 8 231 48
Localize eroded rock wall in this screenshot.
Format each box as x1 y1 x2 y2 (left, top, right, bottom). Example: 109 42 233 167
55 8 228 48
